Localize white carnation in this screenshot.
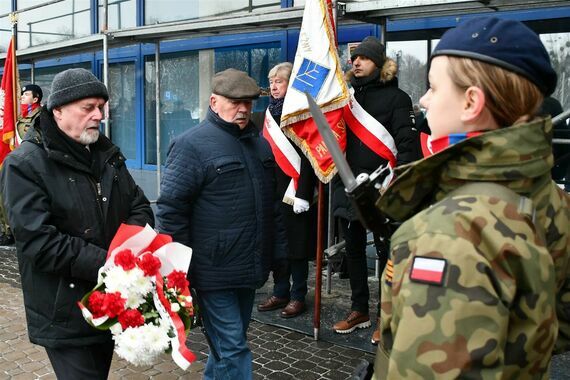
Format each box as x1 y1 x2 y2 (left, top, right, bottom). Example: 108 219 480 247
114 324 170 366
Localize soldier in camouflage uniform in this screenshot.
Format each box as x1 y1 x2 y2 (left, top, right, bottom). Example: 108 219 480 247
373 17 570 379
17 84 43 141
0 84 43 245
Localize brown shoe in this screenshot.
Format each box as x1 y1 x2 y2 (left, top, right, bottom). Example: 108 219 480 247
333 311 371 334
257 296 289 312
371 327 380 345
280 300 306 319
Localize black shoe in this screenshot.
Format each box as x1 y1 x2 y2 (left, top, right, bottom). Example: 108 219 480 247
0 233 14 246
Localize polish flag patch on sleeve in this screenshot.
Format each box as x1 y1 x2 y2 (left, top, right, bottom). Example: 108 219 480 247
410 256 447 286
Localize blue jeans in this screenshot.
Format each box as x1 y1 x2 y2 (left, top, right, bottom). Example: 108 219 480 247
196 288 255 380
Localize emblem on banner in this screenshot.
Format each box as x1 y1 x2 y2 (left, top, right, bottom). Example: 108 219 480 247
291 58 330 98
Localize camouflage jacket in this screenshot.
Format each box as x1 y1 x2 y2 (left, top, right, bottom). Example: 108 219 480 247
16 106 41 141
375 118 570 379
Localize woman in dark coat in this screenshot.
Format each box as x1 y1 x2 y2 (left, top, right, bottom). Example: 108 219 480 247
258 62 318 318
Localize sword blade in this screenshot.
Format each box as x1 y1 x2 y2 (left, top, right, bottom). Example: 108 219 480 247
305 92 357 191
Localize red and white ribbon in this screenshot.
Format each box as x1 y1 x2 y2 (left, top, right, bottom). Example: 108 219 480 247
343 89 397 181
262 108 301 205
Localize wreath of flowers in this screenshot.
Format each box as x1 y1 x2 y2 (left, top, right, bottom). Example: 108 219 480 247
78 224 196 369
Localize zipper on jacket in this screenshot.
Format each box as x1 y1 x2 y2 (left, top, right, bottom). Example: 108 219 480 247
89 178 104 222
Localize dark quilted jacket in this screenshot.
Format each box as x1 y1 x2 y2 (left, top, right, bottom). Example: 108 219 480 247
156 108 287 290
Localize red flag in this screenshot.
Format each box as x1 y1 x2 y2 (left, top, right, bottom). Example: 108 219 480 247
0 36 19 164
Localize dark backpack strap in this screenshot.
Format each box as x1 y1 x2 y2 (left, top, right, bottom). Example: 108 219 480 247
447 182 546 244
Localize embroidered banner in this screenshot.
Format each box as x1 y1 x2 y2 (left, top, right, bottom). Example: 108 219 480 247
280 0 349 183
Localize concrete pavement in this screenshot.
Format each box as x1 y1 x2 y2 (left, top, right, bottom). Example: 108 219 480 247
0 246 373 379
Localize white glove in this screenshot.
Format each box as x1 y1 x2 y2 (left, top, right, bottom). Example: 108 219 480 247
293 197 310 214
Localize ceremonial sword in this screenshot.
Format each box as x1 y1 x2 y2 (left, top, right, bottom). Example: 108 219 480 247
305 92 393 235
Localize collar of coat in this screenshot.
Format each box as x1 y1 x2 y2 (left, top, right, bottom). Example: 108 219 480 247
26 106 121 174
377 117 554 221
345 57 398 86
206 107 259 139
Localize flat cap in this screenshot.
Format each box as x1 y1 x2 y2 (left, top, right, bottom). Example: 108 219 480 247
432 16 557 96
212 69 260 100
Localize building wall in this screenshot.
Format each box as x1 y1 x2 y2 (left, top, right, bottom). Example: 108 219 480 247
2 2 570 199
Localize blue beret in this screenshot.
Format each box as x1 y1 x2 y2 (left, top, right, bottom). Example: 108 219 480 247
432 16 557 96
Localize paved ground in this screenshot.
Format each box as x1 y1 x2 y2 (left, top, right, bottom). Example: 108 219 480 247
3 245 570 379
0 246 374 379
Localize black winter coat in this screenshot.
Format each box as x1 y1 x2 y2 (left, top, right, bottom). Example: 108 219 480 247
156 108 288 290
333 59 420 221
269 113 318 261
0 110 154 348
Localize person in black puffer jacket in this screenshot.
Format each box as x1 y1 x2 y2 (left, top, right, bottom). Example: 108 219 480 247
156 69 287 380
331 37 421 341
0 68 154 380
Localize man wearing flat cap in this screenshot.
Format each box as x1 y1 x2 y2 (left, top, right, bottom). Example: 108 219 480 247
0 68 154 379
332 36 420 340
157 68 287 380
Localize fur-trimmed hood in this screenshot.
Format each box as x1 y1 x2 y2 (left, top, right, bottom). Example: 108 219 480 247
345 57 398 84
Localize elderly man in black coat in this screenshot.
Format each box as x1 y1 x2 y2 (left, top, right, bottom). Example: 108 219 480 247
0 68 154 379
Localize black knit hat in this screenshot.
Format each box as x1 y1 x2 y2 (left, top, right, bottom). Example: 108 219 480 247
351 36 385 69
212 69 260 100
432 16 557 96
47 68 109 111
21 84 43 102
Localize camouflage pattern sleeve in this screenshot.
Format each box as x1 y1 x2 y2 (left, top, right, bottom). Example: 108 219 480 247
379 194 557 379
549 186 570 353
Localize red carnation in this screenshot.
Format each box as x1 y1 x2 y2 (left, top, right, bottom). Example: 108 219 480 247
88 291 106 318
103 292 126 318
166 270 189 291
114 249 137 270
138 253 162 276
118 309 145 329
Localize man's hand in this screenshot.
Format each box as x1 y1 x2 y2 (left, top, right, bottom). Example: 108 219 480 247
293 198 310 214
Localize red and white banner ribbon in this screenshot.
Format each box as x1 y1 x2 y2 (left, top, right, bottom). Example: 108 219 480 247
262 109 300 205
343 90 397 168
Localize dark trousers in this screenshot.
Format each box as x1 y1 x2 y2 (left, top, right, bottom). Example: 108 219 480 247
339 219 388 314
45 340 114 380
273 258 309 302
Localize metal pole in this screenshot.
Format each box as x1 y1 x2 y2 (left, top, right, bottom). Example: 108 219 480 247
102 0 110 138
379 17 386 45
313 181 325 340
155 42 161 197
313 0 338 341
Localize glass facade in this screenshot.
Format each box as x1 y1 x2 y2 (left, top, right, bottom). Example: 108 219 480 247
541 33 570 112
144 51 200 165
144 0 280 24
386 40 428 106
215 44 281 113
17 0 91 49
108 61 137 160
19 62 91 104
0 3 11 53
98 0 137 31
0 2 568 191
